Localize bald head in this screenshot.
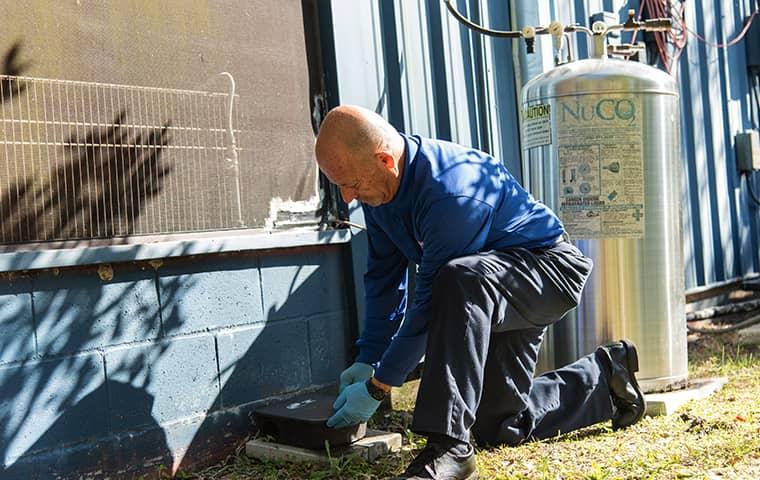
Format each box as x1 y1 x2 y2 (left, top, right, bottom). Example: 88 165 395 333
315 105 400 172
314 105 405 206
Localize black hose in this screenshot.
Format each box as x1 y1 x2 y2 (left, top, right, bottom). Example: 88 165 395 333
686 297 760 321
687 312 760 334
442 0 523 38
686 296 760 334
746 171 760 206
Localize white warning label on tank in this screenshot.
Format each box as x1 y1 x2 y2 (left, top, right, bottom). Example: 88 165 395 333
556 94 644 239
521 103 552 149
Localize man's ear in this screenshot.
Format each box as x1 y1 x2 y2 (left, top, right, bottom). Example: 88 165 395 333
376 150 397 172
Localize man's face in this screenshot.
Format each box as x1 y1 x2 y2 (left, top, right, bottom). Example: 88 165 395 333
319 156 388 207
315 137 393 207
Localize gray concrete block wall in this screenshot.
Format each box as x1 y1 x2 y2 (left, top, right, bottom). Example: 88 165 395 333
0 245 353 478
260 251 346 321
105 335 220 428
33 268 161 356
0 278 34 363
159 258 265 335
217 321 312 405
308 312 349 385
0 352 107 462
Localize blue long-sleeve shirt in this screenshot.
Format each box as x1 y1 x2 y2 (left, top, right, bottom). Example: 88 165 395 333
355 134 564 386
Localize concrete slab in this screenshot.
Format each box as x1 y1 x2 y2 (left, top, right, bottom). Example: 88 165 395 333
246 429 402 464
644 377 728 416
738 323 760 346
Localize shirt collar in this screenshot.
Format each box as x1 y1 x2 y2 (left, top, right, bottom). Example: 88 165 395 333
385 132 419 209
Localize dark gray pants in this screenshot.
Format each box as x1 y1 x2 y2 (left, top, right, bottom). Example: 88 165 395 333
411 241 614 446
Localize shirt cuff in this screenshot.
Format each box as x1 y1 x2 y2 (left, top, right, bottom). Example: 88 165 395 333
373 362 410 387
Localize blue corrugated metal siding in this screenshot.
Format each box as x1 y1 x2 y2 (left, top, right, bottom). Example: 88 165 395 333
330 0 520 171
332 0 759 292
675 0 759 289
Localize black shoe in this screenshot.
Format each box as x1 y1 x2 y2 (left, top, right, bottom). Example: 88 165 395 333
393 440 478 480
597 339 647 430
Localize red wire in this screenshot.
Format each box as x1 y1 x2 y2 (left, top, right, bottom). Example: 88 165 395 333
629 1 647 46
649 0 671 72
683 8 759 49
624 0 755 73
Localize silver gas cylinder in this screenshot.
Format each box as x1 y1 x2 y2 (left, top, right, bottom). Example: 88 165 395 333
522 55 687 392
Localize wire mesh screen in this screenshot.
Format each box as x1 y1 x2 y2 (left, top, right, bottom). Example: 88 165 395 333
0 0 319 248
0 74 252 244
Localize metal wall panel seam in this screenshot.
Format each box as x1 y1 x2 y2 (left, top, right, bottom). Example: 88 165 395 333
414 0 437 137
370 1 388 116
426 0 453 140
698 0 733 283
396 0 434 136
485 0 521 176
714 0 744 281
441 6 472 145
676 46 700 289
458 0 479 148
396 0 415 133
715 0 750 280
479 0 501 158
473 0 494 153
379 1 406 131
685 2 719 285
330 0 385 111
572 0 591 59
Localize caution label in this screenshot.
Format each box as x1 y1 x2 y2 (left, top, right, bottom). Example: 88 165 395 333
521 103 552 149
556 94 645 239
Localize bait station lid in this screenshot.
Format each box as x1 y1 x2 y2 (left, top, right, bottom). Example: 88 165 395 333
254 392 367 449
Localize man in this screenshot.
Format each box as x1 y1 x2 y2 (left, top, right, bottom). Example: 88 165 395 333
315 105 645 480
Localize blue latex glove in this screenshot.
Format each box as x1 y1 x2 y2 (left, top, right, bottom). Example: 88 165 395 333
338 362 374 393
326 381 381 429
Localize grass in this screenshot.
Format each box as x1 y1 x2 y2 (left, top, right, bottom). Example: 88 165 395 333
168 332 759 480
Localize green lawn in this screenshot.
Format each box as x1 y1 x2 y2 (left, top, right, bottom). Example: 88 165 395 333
179 333 759 480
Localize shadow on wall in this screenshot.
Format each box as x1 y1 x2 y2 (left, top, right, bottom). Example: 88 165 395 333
172 251 351 474
4 381 165 476
0 40 179 477
0 42 173 244
1 250 349 477
1 41 29 103
1 41 350 478
0 260 200 478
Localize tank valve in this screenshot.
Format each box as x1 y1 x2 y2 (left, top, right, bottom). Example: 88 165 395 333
548 21 564 37
643 18 673 32
608 43 645 57
591 21 608 58
549 21 570 64
522 25 536 53
591 21 608 35
621 8 672 32
623 9 638 29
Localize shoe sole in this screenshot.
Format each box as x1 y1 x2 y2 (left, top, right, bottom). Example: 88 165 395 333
619 339 646 426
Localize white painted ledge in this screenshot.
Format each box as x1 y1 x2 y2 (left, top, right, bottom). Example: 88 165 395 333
0 227 352 272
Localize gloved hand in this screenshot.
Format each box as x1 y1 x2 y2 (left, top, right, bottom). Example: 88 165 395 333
326 381 381 429
338 362 374 393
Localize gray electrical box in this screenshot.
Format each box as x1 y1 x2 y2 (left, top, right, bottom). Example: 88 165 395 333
736 130 760 173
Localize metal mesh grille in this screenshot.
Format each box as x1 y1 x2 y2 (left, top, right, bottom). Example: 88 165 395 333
0 74 247 244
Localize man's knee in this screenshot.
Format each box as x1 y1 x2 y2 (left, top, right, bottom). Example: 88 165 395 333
431 258 484 302
428 260 490 332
